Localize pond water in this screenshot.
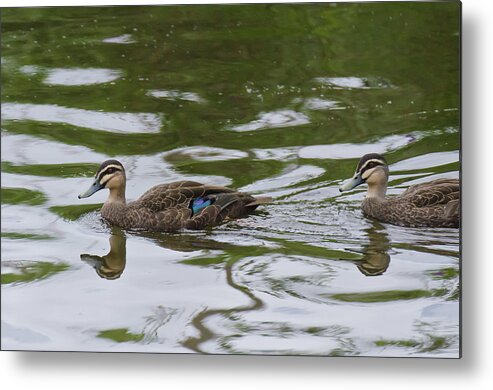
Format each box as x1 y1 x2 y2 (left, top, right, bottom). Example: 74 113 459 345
1 3 460 357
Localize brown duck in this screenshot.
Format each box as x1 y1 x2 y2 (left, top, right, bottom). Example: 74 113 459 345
339 153 459 228
78 160 271 232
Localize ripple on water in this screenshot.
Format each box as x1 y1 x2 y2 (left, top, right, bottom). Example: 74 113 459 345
298 133 423 159
314 76 393 89
292 97 345 111
163 146 248 162
43 68 123 86
1 205 59 241
18 65 41 75
2 103 162 134
399 171 459 188
116 154 233 192
227 109 310 132
240 164 325 193
102 34 136 44
251 146 299 161
249 132 424 162
236 254 337 300
390 151 459 171
1 131 106 165
147 89 205 103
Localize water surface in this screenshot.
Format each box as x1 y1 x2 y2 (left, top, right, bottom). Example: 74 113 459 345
1 3 460 357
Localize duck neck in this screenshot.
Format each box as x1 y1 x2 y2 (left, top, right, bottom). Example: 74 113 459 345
366 183 387 200
107 187 126 204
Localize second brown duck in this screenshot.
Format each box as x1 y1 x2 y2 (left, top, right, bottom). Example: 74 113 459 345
339 153 459 228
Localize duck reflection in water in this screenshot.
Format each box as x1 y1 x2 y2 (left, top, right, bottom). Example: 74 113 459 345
80 228 235 279
81 224 392 279
80 229 127 280
356 221 391 276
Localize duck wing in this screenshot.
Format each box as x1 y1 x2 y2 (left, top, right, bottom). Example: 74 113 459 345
138 180 206 197
136 181 236 212
401 179 460 208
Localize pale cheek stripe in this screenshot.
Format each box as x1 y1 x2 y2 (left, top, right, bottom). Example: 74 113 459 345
359 159 384 173
100 175 112 186
97 165 122 181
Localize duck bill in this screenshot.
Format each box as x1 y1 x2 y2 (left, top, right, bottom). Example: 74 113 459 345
78 180 104 199
339 173 364 192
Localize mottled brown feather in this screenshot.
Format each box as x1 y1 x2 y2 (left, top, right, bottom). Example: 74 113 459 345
360 178 460 228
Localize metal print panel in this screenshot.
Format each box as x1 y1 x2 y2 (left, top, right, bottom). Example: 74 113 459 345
0 1 461 357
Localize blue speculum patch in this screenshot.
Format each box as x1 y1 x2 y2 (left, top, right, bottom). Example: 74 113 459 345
191 197 212 214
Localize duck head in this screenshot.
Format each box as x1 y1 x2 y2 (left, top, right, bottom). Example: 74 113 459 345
339 153 389 198
78 159 126 199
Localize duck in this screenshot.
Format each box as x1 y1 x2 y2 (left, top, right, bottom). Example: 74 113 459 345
339 153 459 228
78 159 271 232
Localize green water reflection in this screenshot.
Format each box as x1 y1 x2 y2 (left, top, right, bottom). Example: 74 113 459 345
1 2 459 357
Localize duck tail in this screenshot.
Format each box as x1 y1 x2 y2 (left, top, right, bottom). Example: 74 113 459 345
245 196 272 207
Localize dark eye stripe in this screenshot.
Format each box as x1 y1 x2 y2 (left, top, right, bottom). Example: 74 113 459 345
97 165 121 180
359 160 383 173
356 154 387 171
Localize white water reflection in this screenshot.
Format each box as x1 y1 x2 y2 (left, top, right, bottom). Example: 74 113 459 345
252 132 424 161
1 131 106 165
19 65 41 75
2 103 162 134
44 68 123 86
102 34 136 44
241 165 325 193
300 97 344 111
315 76 367 89
164 146 248 162
314 76 392 89
228 109 310 132
401 171 459 188
251 146 299 161
299 134 419 159
1 206 60 238
390 151 459 171
198 249 457 356
1 228 220 353
147 89 205 103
